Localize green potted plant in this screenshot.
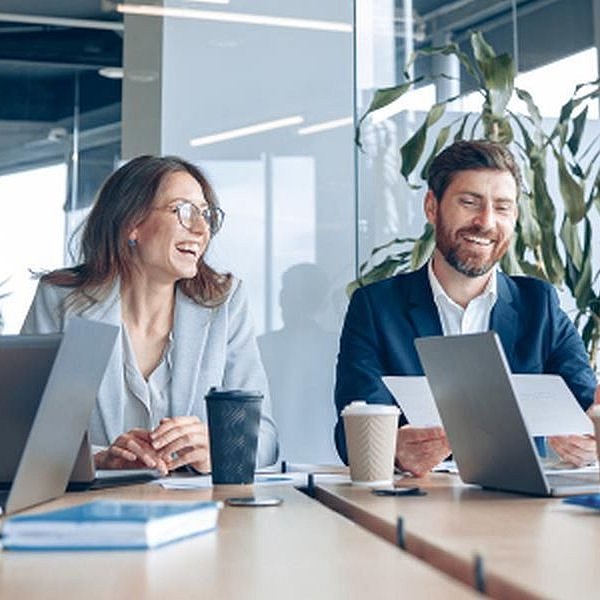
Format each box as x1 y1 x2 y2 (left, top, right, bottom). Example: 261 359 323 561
354 31 600 370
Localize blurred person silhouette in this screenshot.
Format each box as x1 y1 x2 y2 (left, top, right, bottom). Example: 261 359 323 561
258 263 339 464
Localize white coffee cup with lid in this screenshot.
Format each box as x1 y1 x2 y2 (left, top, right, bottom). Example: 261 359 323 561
341 401 400 486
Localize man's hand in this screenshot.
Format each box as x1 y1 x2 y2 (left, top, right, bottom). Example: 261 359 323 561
547 435 597 467
550 389 600 467
94 428 168 475
150 416 211 473
395 425 451 477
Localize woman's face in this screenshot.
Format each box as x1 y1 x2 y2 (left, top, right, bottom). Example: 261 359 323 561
128 171 211 285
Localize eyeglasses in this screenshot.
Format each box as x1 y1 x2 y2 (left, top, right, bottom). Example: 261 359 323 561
157 200 225 234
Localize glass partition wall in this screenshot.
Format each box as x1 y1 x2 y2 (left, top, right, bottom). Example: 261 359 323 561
357 0 600 265
0 0 598 461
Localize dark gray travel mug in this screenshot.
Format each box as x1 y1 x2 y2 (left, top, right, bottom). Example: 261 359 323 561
205 388 263 484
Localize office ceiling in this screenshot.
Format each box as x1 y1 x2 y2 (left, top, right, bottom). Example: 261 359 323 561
0 1 122 120
0 0 593 174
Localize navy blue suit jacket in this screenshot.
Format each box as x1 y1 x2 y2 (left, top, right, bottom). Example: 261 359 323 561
334 265 597 463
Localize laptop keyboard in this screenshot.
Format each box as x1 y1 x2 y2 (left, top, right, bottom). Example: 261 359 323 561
546 473 600 486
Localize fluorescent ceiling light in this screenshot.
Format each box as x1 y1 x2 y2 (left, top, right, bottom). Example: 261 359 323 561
190 116 304 147
98 66 124 79
297 117 353 135
114 4 352 33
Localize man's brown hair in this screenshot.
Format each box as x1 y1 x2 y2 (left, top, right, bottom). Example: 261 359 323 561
427 140 522 200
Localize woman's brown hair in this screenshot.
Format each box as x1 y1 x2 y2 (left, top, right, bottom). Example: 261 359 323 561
43 155 232 308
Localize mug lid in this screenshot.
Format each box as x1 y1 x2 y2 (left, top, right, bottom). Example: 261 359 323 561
341 401 399 416
205 387 263 400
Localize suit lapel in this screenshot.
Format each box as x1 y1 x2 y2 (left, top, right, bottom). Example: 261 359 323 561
79 281 124 443
490 273 518 358
407 266 444 338
171 288 212 416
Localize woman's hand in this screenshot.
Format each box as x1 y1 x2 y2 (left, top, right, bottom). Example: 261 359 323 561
94 428 169 475
150 416 211 473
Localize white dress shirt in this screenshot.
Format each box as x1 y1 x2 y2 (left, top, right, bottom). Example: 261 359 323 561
122 326 173 432
427 259 498 336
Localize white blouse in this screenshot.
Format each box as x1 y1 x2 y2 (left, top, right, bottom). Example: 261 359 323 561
122 327 173 432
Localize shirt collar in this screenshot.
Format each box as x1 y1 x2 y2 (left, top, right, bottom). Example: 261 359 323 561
427 258 498 306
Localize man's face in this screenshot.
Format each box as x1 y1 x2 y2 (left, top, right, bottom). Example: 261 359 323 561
425 168 518 278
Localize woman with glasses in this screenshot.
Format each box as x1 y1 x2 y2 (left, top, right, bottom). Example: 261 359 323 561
21 155 278 474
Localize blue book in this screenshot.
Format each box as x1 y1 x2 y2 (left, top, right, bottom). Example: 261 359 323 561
1 499 221 551
563 494 600 511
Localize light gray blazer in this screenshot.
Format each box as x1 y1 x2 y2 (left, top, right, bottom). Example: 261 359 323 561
21 278 279 467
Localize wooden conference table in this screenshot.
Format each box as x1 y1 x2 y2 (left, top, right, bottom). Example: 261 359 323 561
316 473 600 600
0 478 476 600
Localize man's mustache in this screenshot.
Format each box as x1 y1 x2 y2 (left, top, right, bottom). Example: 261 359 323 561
456 226 497 241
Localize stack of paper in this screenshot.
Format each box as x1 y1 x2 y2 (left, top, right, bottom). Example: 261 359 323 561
2 499 221 550
383 374 593 435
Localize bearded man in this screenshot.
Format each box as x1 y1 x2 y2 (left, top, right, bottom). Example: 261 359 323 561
334 140 599 475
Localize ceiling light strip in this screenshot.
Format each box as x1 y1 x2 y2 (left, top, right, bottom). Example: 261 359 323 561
115 4 352 33
297 117 353 135
190 116 304 147
0 12 123 31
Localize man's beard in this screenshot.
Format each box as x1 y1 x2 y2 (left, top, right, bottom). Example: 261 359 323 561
436 222 509 278
444 246 496 277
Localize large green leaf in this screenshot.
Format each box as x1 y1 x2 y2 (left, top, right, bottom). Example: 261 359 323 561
484 54 515 117
482 111 513 143
411 224 435 269
584 146 600 179
550 86 599 142
469 113 483 138
531 159 564 283
515 88 543 130
567 106 588 156
573 217 593 308
511 111 536 155
518 259 547 280
420 120 455 180
563 217 593 310
589 171 600 214
356 78 425 148
560 217 583 271
471 31 496 63
557 154 586 222
518 191 542 248
453 113 471 142
400 102 446 179
362 81 414 119
472 32 514 118
404 43 479 83
500 237 525 275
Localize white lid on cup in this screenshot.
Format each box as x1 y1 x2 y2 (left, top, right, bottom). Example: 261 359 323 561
341 401 399 416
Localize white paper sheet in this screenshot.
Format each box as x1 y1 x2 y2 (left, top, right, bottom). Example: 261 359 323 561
383 374 593 436
154 473 300 490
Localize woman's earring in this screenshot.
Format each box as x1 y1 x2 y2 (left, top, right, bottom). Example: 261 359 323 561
127 238 137 248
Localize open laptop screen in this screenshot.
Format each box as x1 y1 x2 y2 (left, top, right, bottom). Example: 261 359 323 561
0 334 62 485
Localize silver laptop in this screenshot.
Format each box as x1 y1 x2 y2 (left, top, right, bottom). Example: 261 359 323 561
0 333 62 487
0 317 119 514
414 331 600 497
